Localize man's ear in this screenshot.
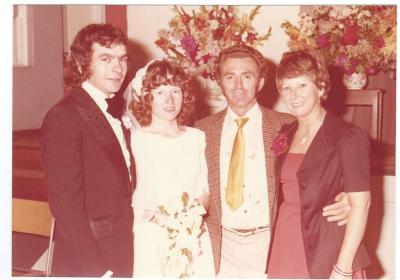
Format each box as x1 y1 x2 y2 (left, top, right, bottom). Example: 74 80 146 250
258 77 265 92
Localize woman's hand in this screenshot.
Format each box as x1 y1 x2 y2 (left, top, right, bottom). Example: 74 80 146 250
197 192 209 211
329 269 352 279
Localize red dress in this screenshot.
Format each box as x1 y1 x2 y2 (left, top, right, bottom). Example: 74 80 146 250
268 153 309 278
268 153 367 279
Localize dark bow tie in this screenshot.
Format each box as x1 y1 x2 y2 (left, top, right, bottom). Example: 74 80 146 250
105 95 124 120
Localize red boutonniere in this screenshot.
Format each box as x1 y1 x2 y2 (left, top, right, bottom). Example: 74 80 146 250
271 132 289 156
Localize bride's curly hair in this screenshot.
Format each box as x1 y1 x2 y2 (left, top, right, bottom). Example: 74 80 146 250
130 59 195 127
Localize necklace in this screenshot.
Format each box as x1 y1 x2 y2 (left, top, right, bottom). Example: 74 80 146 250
297 129 309 145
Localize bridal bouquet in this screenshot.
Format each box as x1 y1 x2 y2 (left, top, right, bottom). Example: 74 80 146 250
157 192 206 278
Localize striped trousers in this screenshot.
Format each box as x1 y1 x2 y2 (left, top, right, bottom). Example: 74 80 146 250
217 227 270 278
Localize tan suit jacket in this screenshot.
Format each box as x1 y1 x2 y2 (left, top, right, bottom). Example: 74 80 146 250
195 105 295 274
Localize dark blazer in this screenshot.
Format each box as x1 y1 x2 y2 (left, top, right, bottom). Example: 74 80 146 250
195 105 295 274
272 111 371 278
41 87 135 277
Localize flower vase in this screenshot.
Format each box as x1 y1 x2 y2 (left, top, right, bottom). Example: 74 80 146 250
199 77 224 100
342 72 368 89
198 77 227 114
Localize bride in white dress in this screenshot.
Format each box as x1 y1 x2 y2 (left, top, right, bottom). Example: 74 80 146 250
126 59 215 277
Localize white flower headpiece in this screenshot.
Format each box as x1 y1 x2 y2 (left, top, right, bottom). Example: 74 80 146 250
129 59 160 101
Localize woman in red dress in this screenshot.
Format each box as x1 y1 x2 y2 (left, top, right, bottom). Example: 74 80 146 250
268 50 371 279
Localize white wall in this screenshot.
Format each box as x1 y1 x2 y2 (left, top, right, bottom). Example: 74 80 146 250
365 175 396 279
63 5 105 53
13 5 64 130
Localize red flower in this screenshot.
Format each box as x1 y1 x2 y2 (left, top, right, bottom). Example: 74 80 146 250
213 27 225 40
202 53 212 63
233 34 242 44
155 38 170 52
271 132 289 156
194 18 207 31
181 13 191 25
341 23 359 46
201 71 210 79
373 37 385 49
246 32 257 44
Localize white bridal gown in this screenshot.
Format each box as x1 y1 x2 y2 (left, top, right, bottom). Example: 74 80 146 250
131 127 215 277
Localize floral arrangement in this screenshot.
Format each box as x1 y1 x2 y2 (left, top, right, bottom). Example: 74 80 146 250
155 5 272 79
157 192 206 277
281 6 396 75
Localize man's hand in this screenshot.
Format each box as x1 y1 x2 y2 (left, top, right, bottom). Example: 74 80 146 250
322 192 351 226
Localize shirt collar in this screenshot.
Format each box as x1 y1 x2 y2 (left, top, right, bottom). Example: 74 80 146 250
226 103 261 125
82 81 115 113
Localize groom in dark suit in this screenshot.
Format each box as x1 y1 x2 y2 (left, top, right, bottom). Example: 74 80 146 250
41 24 135 277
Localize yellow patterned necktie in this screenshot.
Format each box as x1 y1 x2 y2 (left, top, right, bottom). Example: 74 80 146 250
225 117 249 210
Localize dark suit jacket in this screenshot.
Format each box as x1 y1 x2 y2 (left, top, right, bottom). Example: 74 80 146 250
195 105 295 274
272 111 371 278
41 87 135 277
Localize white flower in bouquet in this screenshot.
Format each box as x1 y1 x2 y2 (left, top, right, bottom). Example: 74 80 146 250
161 246 192 278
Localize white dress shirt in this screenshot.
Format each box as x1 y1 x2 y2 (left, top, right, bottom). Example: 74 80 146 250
220 103 270 229
82 81 131 171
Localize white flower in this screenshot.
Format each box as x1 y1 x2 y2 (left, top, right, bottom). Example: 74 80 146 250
209 19 219 29
121 115 133 129
206 40 221 57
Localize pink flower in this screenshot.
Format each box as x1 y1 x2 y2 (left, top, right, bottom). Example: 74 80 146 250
180 36 198 62
317 33 331 48
337 54 347 67
271 132 289 156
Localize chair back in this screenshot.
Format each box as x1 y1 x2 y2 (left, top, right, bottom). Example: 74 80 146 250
12 198 53 237
344 89 383 141
12 198 55 276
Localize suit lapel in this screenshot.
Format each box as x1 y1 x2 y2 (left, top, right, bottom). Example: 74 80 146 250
206 110 227 223
71 89 130 183
260 108 282 226
122 125 136 194
297 112 339 182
